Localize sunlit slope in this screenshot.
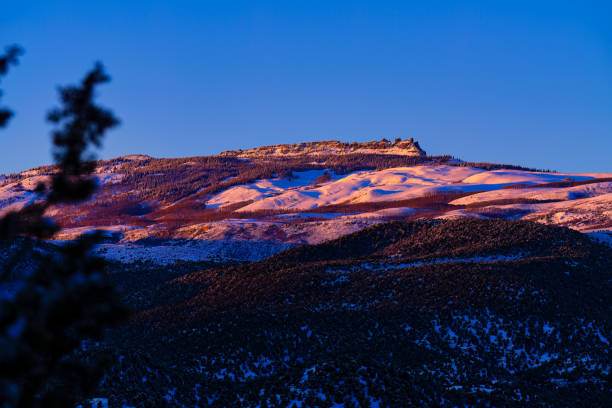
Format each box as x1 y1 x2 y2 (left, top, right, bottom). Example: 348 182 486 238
1 139 610 263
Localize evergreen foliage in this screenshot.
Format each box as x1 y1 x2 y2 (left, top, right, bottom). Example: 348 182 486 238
0 47 126 407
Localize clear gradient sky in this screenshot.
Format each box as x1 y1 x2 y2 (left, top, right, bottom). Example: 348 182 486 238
1 1 611 173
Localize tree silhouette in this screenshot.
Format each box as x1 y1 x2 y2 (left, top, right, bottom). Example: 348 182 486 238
0 45 23 128
0 46 126 407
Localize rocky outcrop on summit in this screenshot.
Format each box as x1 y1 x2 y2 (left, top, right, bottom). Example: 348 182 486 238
219 137 426 158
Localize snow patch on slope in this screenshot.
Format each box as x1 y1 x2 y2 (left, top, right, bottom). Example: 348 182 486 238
95 240 292 264
451 182 612 206
207 170 342 209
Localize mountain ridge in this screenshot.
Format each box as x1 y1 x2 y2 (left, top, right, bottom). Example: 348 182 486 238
1 138 611 264
219 137 427 158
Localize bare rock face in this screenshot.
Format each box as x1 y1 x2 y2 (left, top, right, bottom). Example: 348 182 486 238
395 137 426 155
219 137 427 158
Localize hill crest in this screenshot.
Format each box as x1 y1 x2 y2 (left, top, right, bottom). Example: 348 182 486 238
219 138 426 158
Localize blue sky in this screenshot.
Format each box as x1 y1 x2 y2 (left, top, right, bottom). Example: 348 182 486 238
1 0 611 173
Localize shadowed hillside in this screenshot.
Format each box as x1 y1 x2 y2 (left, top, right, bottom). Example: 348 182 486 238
88 219 612 407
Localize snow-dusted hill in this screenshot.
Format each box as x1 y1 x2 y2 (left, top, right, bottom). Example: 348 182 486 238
1 139 611 262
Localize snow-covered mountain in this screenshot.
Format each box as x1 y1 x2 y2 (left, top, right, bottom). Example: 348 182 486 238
1 139 611 262
3 140 611 406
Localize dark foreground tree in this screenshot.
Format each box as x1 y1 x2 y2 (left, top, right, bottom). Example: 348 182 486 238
0 45 23 128
0 46 127 407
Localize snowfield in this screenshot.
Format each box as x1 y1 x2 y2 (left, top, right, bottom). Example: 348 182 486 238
208 166 611 212
211 166 482 211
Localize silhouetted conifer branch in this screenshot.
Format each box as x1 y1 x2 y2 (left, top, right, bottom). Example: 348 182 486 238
0 46 127 407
